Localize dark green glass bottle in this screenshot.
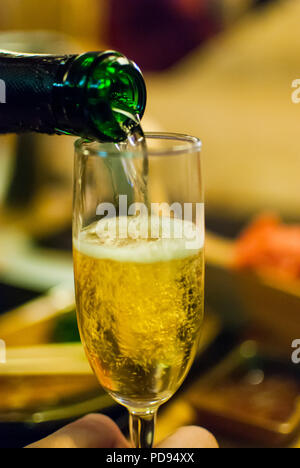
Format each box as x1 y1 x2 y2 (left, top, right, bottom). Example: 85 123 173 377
0 50 146 142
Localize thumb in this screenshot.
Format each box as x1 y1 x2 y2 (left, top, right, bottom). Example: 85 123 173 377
26 414 130 449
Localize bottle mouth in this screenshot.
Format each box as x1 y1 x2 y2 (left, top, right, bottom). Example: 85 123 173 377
87 51 147 142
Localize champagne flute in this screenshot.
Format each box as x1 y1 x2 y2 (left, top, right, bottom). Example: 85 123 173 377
73 133 204 448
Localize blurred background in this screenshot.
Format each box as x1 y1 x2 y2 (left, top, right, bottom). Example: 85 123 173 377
1 0 300 449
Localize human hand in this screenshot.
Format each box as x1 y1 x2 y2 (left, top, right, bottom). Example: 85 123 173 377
26 414 218 449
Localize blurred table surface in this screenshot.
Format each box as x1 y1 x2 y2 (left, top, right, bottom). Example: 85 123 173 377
156 392 300 449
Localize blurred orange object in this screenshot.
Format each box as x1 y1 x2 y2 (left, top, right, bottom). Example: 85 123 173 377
234 215 300 281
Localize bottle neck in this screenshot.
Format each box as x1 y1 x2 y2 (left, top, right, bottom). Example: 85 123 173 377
0 52 70 135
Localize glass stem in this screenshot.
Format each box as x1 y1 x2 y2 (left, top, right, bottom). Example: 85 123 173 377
129 409 157 448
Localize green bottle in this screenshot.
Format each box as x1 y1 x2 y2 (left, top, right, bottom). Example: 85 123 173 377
0 50 146 142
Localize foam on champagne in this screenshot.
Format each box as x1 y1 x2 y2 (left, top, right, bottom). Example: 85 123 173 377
74 216 203 264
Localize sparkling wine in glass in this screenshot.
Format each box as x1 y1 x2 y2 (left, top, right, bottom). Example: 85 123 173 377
73 133 204 448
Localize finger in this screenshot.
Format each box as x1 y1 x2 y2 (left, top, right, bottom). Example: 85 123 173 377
157 426 219 449
26 414 131 449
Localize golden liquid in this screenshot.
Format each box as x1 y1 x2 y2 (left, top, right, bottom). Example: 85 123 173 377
74 218 204 409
